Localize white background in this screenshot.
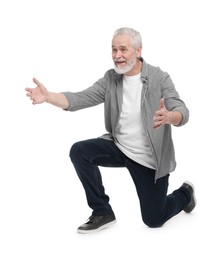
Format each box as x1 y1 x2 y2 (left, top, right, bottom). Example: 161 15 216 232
0 0 221 259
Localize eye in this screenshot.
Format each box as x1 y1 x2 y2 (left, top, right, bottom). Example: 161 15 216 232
120 47 127 53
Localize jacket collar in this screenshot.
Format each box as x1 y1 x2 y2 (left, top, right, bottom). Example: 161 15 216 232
140 57 149 83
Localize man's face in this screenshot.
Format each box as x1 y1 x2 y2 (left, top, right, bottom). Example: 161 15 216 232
112 35 141 75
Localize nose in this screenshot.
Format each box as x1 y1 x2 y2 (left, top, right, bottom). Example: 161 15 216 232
113 50 122 59
113 49 122 59
117 49 124 58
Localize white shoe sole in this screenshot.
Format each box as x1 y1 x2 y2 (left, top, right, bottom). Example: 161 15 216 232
77 220 116 234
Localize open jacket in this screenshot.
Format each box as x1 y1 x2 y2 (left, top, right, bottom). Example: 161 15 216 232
63 58 189 181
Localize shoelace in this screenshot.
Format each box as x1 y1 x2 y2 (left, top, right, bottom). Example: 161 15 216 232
86 216 97 224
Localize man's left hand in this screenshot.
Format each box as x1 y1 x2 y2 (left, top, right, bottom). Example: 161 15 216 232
153 98 173 129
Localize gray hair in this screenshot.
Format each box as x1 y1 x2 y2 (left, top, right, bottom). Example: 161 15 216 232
113 27 142 49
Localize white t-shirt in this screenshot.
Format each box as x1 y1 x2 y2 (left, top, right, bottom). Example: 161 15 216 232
115 73 155 169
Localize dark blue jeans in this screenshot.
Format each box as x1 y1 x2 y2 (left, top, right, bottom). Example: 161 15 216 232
70 138 190 227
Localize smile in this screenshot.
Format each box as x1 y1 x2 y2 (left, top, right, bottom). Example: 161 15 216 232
115 60 126 66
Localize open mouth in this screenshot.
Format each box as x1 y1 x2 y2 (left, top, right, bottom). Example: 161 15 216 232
115 60 126 66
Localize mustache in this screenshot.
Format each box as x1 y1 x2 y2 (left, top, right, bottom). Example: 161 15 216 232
114 58 126 62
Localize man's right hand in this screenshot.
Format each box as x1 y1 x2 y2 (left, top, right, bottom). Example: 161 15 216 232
25 78 48 105
25 78 69 109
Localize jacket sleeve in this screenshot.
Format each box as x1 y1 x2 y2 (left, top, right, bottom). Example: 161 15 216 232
62 77 107 112
161 72 189 126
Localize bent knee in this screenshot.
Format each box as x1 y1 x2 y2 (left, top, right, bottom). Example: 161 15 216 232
69 141 84 160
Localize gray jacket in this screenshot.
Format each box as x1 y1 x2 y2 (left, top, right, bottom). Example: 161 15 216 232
63 58 189 181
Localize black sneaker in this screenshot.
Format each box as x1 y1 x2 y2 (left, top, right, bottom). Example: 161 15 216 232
182 181 196 213
77 213 116 234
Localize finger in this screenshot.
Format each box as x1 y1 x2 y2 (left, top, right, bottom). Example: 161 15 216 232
153 122 161 129
25 87 33 93
153 120 163 129
159 98 165 109
154 110 161 117
32 99 37 105
154 114 164 121
33 77 42 86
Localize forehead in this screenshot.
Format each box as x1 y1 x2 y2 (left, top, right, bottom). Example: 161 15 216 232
112 34 133 47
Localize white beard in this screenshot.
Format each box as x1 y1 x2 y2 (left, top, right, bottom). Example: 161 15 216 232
114 56 137 74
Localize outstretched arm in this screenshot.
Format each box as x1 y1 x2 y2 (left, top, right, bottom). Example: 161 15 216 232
153 98 182 129
25 78 69 109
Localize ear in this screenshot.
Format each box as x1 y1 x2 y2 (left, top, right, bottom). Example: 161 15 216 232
136 45 142 58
